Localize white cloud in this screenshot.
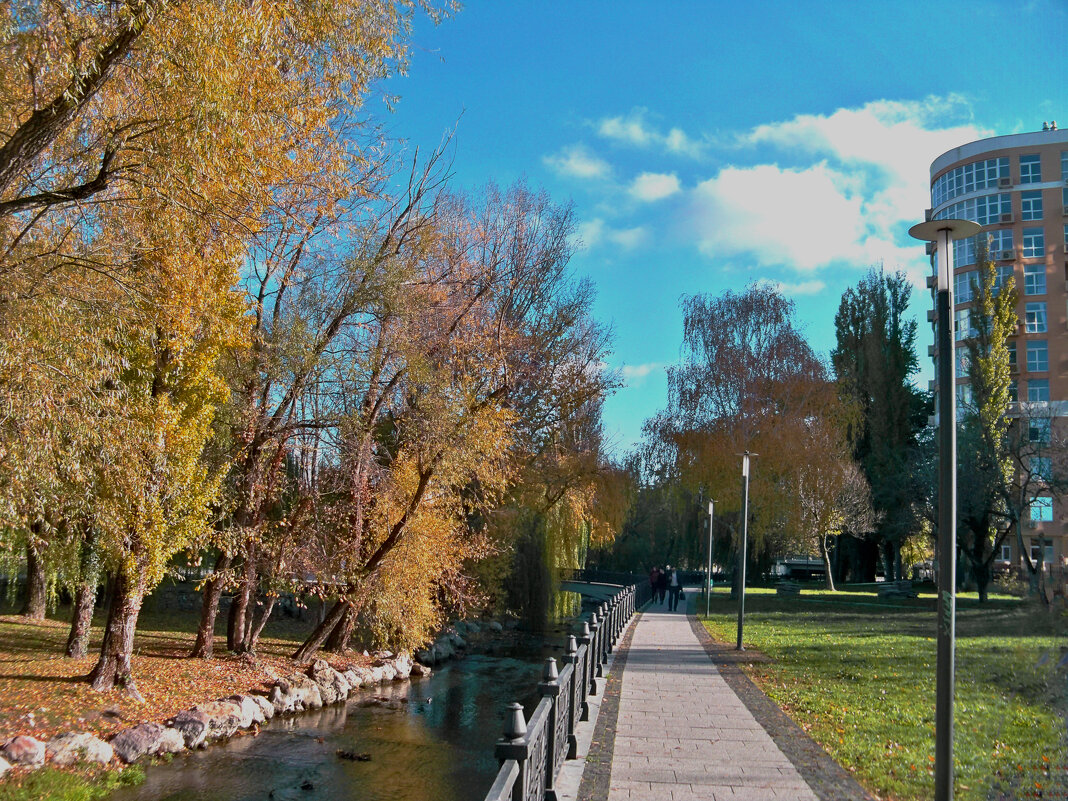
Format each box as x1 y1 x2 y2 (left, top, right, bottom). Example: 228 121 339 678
543 144 612 179
629 172 681 202
576 218 649 251
621 362 666 383
597 108 705 159
755 279 827 297
686 97 991 274
691 163 866 270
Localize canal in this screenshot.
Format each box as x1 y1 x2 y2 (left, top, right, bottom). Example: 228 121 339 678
110 593 590 801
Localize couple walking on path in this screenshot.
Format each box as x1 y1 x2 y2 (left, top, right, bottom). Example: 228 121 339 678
648 565 683 611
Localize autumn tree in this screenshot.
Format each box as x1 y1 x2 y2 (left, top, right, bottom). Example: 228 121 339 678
660 283 835 564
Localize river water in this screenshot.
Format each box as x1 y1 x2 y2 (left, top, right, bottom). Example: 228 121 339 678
110 598 586 801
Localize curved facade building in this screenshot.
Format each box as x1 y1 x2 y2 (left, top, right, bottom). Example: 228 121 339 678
927 126 1068 574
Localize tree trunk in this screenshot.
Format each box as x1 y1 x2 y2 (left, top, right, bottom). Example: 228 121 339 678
66 522 100 658
324 604 356 653
191 551 232 658
19 538 47 620
820 535 836 592
292 599 351 663
227 546 257 653
87 569 146 701
247 595 276 653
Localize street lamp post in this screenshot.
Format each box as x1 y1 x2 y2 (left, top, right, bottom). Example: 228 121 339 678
735 452 753 651
908 217 981 801
706 499 715 618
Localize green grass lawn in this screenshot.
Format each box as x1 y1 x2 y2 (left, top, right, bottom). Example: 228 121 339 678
699 587 1068 801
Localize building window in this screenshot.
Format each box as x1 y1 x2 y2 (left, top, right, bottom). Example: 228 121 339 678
999 543 1012 561
1009 379 1018 402
1032 456 1052 482
994 265 1014 294
956 383 972 413
1029 417 1052 443
1008 342 1017 370
953 236 976 267
1062 151 1068 181
1021 190 1043 221
1030 497 1054 522
954 270 975 302
931 157 1010 207
1028 379 1050 402
1025 302 1047 332
987 229 1014 257
1064 223 1068 249
954 308 973 340
1024 263 1046 295
1020 154 1041 183
935 194 1011 225
956 348 969 378
1022 228 1045 258
1030 542 1055 564
1027 340 1049 372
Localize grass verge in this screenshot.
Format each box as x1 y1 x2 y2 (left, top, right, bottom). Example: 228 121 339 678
0 765 143 801
700 587 1068 801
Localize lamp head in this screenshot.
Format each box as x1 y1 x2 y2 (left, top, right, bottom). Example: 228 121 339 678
908 219 982 291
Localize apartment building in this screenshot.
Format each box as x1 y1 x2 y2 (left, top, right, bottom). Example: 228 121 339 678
926 125 1068 575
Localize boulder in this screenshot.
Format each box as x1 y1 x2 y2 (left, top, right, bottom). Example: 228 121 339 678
432 640 454 662
46 732 113 766
192 700 244 741
373 661 397 682
225 695 262 727
342 669 362 690
249 694 275 721
487 621 504 633
0 756 10 777
167 709 211 749
1 735 45 768
415 649 434 666
306 660 350 704
391 653 413 680
110 723 164 763
410 662 432 678
351 666 376 686
464 621 482 635
367 665 386 684
283 674 324 710
447 632 466 649
267 680 298 715
155 728 186 755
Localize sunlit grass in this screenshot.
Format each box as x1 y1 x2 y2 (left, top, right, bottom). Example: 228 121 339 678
700 588 1068 801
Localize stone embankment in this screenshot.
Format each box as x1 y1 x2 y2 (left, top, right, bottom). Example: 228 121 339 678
0 651 426 777
414 619 505 666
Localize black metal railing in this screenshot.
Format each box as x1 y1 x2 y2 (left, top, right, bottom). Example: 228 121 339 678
484 580 651 801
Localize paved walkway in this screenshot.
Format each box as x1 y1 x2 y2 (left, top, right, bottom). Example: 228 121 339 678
602 597 824 801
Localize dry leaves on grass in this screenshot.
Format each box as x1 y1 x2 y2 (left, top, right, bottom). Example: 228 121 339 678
0 612 369 743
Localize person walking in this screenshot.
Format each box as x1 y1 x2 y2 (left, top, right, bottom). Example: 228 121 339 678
656 566 669 605
649 566 660 604
668 566 682 611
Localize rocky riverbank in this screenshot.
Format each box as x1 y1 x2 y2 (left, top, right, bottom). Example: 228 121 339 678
0 651 427 778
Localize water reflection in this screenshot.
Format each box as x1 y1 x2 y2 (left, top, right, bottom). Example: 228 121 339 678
111 590 595 801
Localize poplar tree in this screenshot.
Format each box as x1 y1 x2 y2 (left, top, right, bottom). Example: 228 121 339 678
832 267 927 581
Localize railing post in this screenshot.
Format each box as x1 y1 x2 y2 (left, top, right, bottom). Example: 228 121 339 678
587 613 601 693
578 621 593 718
563 635 579 759
494 702 529 801
539 658 561 801
606 598 615 653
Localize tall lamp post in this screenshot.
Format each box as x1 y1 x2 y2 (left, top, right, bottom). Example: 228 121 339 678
908 217 980 801
736 451 754 651
706 499 715 618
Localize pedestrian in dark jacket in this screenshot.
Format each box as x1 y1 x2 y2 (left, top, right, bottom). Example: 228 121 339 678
656 567 668 604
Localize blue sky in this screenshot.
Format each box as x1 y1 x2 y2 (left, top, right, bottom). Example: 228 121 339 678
380 0 1068 456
